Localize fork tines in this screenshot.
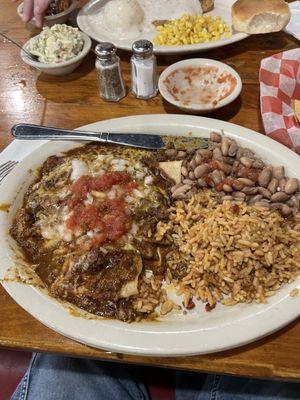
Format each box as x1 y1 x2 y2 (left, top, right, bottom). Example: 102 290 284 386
0 160 18 182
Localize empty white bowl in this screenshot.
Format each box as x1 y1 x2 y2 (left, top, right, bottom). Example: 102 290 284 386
158 58 242 114
17 0 77 27
20 31 92 76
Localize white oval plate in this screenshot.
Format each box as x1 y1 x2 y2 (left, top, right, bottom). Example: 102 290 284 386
1 114 300 356
77 0 248 55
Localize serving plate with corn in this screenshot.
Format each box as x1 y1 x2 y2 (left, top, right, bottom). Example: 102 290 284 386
77 0 249 54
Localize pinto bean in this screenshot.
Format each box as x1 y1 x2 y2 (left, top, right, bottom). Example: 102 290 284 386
270 203 283 211
232 160 240 168
240 157 253 168
237 178 255 186
295 193 300 202
272 166 285 180
223 184 233 193
223 157 235 165
221 137 231 156
237 166 259 182
189 171 195 180
242 148 255 158
171 183 182 193
218 162 232 175
232 191 246 199
258 187 272 199
248 195 263 205
194 164 210 179
232 180 244 191
252 159 265 169
242 186 259 195
189 159 197 170
211 170 224 185
197 178 207 188
186 148 195 155
165 149 177 158
177 151 186 159
197 149 212 160
228 141 238 157
181 166 188 177
278 178 286 192
270 192 290 202
255 201 270 209
210 131 222 142
172 184 191 198
258 167 272 188
182 159 188 168
284 178 299 195
182 179 194 185
267 178 279 194
212 147 223 160
223 195 233 201
289 195 299 209
236 148 244 160
281 204 292 217
195 154 203 165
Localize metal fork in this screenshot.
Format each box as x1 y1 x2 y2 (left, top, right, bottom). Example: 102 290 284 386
0 160 18 183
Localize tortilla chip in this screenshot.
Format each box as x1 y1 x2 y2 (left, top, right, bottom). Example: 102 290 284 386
158 160 182 184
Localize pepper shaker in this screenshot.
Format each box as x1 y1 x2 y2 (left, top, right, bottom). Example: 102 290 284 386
131 40 158 100
95 42 126 102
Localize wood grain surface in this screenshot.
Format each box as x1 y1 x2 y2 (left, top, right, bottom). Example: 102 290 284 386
1 0 300 380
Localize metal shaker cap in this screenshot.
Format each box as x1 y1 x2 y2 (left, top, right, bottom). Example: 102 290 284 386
95 42 116 59
132 40 153 58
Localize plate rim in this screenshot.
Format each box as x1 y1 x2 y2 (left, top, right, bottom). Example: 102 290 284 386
1 114 300 357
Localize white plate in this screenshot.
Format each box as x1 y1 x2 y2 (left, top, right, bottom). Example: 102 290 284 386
77 0 249 54
158 58 242 113
0 114 300 356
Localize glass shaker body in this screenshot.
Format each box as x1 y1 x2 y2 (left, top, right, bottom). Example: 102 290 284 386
95 43 126 102
131 40 158 100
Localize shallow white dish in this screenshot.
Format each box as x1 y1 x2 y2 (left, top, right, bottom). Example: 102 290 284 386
0 114 300 356
158 58 242 114
20 31 92 76
17 0 77 27
77 0 249 55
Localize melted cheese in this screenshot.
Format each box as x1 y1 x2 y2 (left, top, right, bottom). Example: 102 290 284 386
71 160 88 181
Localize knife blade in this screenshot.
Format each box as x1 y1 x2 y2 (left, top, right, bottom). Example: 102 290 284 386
11 123 210 150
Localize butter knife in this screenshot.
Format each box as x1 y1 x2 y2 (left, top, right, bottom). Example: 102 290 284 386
11 123 209 150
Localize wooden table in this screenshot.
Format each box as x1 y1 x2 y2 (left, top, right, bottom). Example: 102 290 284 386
1 0 300 381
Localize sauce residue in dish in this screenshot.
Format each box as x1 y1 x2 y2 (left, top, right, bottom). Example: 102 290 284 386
164 66 237 108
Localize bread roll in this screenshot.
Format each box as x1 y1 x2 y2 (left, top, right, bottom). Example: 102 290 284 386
232 0 291 34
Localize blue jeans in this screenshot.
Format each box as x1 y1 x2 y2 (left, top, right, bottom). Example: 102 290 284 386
11 353 300 400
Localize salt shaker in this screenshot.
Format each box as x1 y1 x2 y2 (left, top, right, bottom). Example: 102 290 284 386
95 42 126 102
131 40 158 100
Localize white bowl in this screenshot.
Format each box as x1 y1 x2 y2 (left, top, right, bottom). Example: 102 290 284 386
17 0 77 27
158 58 242 114
20 31 92 76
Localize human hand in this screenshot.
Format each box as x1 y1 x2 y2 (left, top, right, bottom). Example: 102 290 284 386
13 0 52 28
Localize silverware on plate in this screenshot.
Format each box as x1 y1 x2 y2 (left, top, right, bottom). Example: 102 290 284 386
0 160 18 183
12 123 210 150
